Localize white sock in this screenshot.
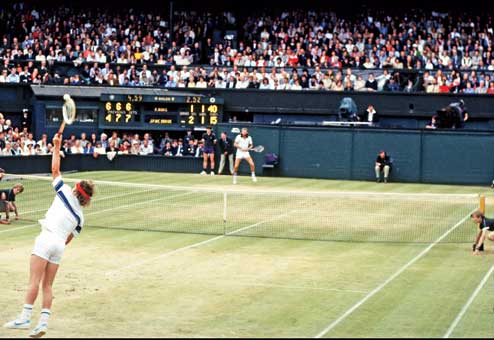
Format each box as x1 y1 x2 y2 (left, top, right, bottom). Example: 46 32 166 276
39 309 51 325
20 304 33 321
251 172 256 177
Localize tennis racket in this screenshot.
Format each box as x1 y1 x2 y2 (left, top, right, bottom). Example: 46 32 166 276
250 145 265 153
58 94 76 135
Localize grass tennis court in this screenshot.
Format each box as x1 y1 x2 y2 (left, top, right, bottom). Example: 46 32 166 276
1 171 494 338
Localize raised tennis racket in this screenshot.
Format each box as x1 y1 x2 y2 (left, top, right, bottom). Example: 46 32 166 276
250 145 265 153
58 94 76 135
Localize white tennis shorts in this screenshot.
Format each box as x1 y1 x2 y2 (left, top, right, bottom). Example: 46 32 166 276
32 230 65 265
236 150 251 159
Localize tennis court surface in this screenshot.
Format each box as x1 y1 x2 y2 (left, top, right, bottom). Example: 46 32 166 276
1 171 493 338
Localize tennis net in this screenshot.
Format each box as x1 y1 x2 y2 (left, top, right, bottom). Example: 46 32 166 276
0 173 481 243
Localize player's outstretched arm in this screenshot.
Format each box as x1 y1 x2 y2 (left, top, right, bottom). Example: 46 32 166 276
52 133 62 179
473 229 487 255
11 202 18 219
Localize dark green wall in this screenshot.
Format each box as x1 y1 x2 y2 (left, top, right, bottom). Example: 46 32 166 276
1 124 492 186
217 124 494 185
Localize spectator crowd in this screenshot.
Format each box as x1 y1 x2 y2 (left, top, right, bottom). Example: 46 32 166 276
0 111 208 157
0 3 494 93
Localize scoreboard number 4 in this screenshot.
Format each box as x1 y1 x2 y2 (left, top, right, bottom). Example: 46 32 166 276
189 104 218 113
104 101 134 123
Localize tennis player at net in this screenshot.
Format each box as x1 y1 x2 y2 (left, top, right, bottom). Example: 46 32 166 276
3 132 95 338
470 210 494 256
233 127 257 184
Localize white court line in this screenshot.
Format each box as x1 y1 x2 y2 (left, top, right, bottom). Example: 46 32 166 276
443 265 494 338
0 223 36 234
0 190 194 235
313 208 477 338
223 281 367 294
105 210 297 277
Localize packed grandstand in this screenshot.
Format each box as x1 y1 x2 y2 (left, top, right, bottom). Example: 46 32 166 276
0 3 493 93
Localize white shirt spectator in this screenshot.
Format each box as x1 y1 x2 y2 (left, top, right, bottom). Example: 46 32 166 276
139 143 154 155
2 143 15 156
70 142 84 154
259 81 273 90
196 79 208 88
7 72 20 83
94 146 106 154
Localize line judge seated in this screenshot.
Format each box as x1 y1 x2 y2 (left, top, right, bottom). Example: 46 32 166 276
375 150 393 183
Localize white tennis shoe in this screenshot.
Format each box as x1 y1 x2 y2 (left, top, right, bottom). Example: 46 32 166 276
29 323 47 338
200 171 207 175
252 175 257 182
3 319 31 329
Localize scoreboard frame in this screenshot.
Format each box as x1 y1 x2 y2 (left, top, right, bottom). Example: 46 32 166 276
99 94 224 130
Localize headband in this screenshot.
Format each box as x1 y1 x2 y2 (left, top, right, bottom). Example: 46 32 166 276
76 182 91 201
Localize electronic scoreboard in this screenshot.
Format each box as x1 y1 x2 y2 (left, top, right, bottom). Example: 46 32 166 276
99 94 223 130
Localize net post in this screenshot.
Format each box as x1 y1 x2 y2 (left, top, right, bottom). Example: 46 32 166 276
223 191 227 235
480 195 486 214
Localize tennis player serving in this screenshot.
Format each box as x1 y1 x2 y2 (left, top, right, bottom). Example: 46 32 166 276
3 132 95 338
233 127 257 184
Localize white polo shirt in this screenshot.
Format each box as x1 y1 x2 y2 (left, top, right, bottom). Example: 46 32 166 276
38 176 84 241
235 135 253 151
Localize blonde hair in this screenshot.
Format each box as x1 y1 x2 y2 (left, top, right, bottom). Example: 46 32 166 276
471 210 484 219
74 180 95 207
13 183 24 193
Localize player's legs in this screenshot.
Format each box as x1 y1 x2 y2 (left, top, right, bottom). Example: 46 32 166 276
209 153 215 175
3 255 47 329
29 262 59 338
201 153 208 174
246 157 257 182
246 157 255 172
25 255 49 305
383 165 390 183
233 158 242 184
375 166 382 182
41 262 59 310
233 157 242 173
228 154 234 174
29 236 64 338
0 200 9 224
218 154 226 174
